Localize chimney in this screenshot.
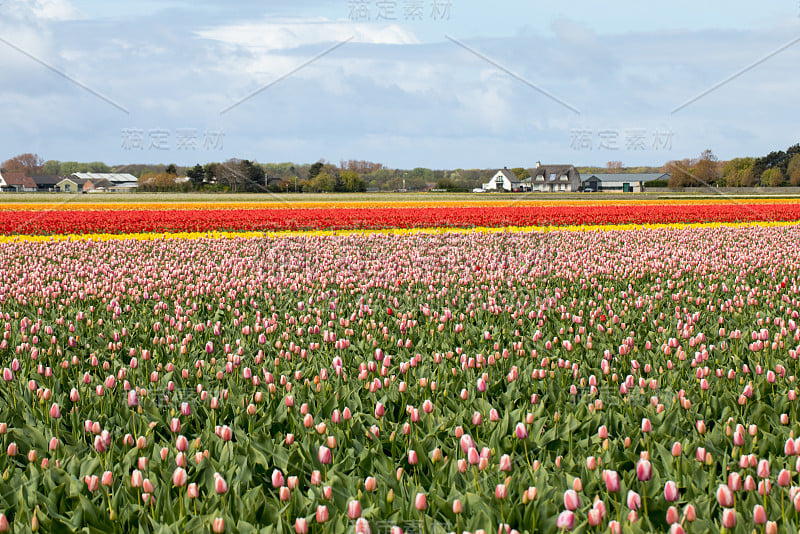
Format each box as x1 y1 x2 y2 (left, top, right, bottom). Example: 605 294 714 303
535 161 541 168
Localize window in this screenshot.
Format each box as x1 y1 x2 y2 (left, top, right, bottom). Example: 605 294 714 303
64 184 71 192
549 173 557 181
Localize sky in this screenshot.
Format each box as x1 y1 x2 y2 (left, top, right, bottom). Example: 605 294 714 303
0 0 799 169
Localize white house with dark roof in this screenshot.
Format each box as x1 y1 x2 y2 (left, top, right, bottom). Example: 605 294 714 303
482 168 526 191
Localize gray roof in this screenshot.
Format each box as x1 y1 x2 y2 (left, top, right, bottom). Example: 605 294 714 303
582 173 669 183
72 172 138 183
496 168 521 182
530 165 580 183
31 175 63 186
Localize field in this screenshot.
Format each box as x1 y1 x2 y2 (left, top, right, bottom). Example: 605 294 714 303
1 198 800 533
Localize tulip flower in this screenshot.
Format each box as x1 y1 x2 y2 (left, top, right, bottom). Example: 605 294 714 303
212 518 225 533
636 459 652 481
169 467 186 488
295 518 308 534
414 492 427 510
319 445 332 465
564 489 580 511
626 490 641 510
556 510 575 531
348 500 362 519
214 473 228 494
603 470 620 492
664 481 678 502
753 504 767 525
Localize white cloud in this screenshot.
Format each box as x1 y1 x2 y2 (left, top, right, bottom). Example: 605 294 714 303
196 17 419 51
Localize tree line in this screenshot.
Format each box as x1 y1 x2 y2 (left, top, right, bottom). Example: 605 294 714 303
665 144 800 188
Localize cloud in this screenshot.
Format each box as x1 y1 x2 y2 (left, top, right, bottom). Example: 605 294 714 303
195 17 419 51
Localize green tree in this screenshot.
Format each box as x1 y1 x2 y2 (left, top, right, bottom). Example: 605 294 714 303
88 161 110 173
308 162 324 181
59 162 83 175
761 167 785 187
340 170 366 192
310 172 336 192
186 164 205 187
787 154 800 186
721 158 754 187
511 167 531 180
42 160 61 175
165 164 177 175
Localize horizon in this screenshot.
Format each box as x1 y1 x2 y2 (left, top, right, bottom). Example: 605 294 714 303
1 0 799 168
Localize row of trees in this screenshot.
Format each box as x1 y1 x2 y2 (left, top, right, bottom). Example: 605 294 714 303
6 144 800 192
665 145 800 188
1 154 112 176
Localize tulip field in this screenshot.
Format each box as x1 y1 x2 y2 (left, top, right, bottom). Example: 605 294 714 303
3 199 800 533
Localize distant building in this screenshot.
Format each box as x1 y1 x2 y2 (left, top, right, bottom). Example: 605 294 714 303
529 163 581 192
581 173 670 192
0 171 38 192
482 168 526 192
58 173 139 193
31 175 63 192
483 163 581 192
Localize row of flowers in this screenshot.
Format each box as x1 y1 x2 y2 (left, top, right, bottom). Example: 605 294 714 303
1 225 800 532
3 203 800 235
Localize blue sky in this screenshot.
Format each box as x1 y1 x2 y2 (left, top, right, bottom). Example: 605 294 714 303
1 0 798 169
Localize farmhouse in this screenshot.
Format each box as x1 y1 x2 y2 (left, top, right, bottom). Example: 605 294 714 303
482 163 581 192
0 171 38 192
482 168 526 192
581 173 670 192
529 163 581 192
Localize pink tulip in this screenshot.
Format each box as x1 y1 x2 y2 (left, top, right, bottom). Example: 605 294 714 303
556 510 575 531
319 445 332 465
173 467 188 487
515 422 528 439
214 473 228 494
563 489 580 511
716 484 733 507
272 469 285 488
101 471 113 486
348 500 362 519
757 459 770 478
636 459 652 481
603 470 620 492
666 505 679 525
664 481 678 502
753 504 767 525
495 484 507 499
721 508 736 528
49 403 61 419
414 492 427 510
626 490 641 510
295 518 308 534
188 483 199 498
212 517 225 533
131 469 143 488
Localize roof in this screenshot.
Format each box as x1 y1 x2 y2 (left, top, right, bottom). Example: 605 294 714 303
58 177 89 185
86 178 115 189
531 165 580 183
31 175 63 186
582 173 669 183
2 172 37 189
72 172 138 183
495 168 521 182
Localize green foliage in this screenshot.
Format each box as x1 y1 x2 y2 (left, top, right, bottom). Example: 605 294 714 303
510 168 530 181
42 160 61 175
761 167 785 187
